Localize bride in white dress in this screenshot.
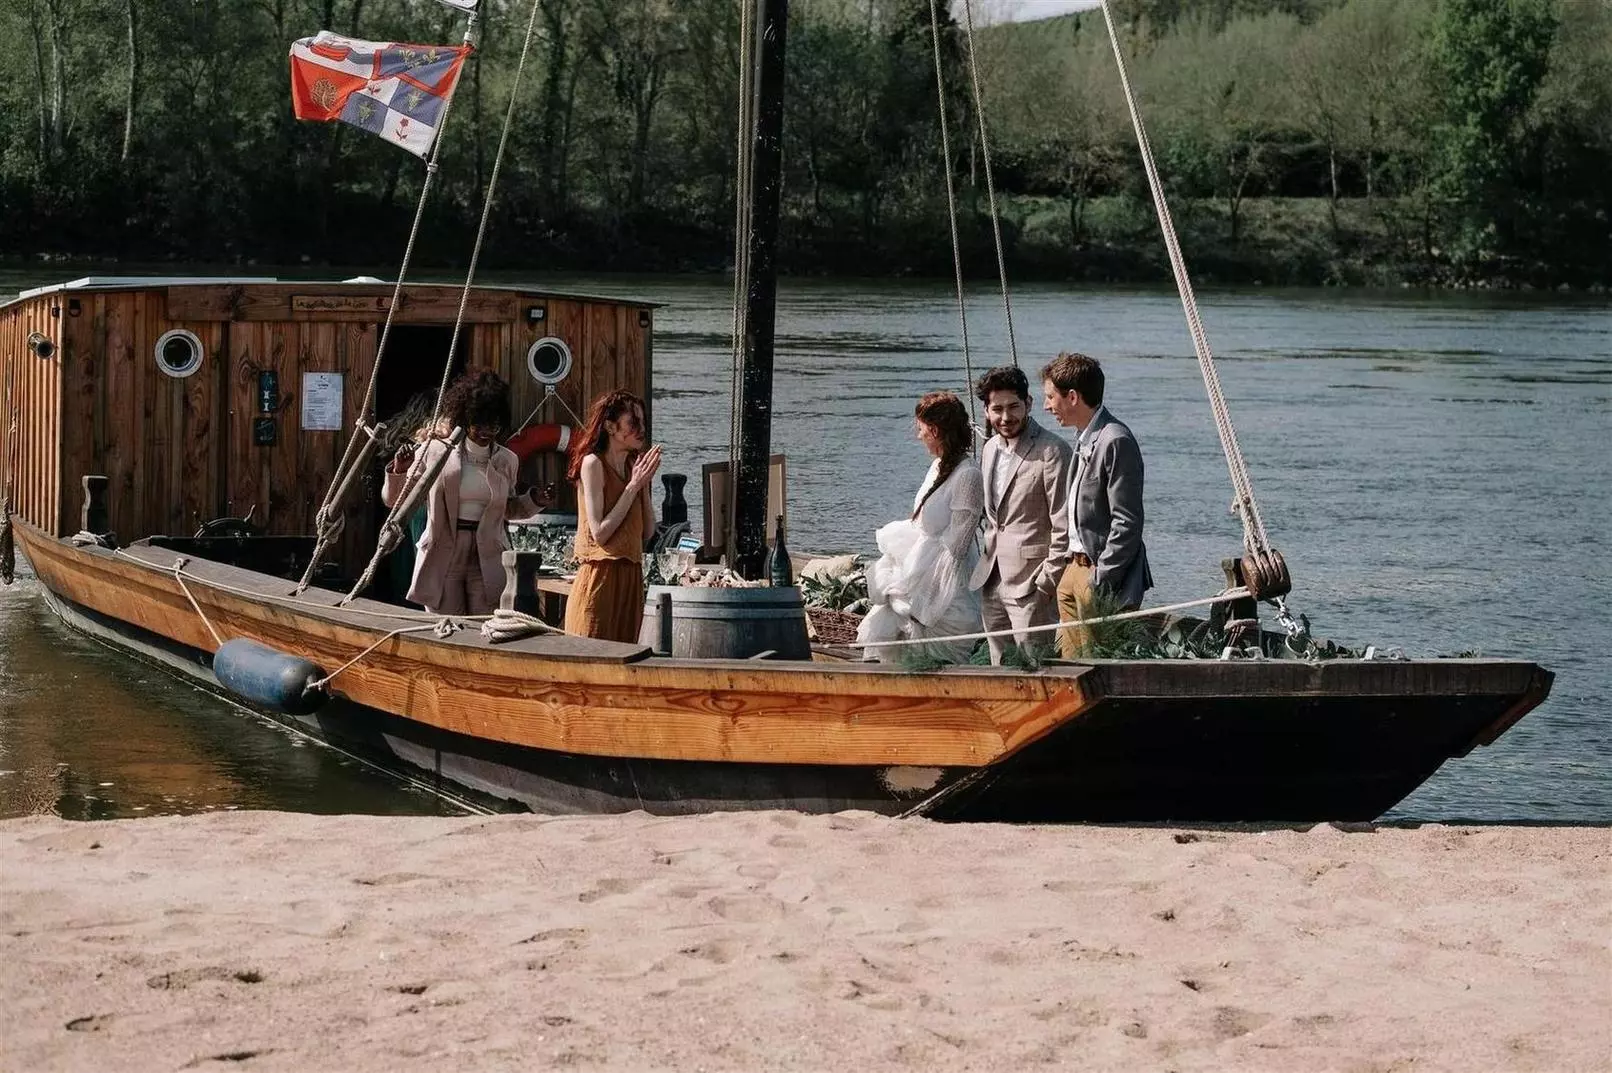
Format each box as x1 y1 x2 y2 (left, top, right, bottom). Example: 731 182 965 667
857 391 985 664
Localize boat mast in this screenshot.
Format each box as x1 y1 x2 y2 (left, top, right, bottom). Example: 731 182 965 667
732 0 789 581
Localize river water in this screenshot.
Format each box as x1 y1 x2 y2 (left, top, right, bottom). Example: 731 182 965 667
2 271 1608 823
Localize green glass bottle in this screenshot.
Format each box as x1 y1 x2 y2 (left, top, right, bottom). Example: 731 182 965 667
767 514 792 588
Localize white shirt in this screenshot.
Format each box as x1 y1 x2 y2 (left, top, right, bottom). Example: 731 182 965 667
457 439 493 522
991 434 1019 511
1066 405 1107 558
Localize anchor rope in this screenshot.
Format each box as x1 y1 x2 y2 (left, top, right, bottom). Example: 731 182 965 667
958 0 1019 369
1098 1 1270 554
927 0 977 429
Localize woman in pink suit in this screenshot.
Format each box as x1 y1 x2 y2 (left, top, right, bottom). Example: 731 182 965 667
383 371 545 615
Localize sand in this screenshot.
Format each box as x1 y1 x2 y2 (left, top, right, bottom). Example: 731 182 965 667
1 811 1607 1072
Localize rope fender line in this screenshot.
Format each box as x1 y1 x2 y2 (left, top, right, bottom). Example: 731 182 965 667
309 618 461 692
170 556 226 648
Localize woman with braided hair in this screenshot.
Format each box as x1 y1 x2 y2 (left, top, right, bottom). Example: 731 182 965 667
856 391 984 664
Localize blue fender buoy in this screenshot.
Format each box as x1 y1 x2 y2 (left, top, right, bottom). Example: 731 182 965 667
211 638 328 715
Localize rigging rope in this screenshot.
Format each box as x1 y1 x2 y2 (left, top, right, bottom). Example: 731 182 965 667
927 0 977 429
1 342 18 585
958 0 1019 369
296 10 483 593
427 0 544 438
1098 1 1270 555
343 0 545 603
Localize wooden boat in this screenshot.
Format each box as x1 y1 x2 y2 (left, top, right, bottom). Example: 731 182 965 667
0 278 1553 822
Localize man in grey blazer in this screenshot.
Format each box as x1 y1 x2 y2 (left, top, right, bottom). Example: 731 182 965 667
1041 352 1153 658
968 366 1074 664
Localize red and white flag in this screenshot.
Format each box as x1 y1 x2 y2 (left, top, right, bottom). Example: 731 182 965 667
290 32 470 158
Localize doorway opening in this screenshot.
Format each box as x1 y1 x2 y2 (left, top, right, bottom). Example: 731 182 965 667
368 325 468 604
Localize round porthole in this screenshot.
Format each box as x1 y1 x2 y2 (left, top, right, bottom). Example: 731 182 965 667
154 329 204 378
525 336 573 386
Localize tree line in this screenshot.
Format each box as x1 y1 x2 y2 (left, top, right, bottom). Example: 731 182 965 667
2 0 1607 287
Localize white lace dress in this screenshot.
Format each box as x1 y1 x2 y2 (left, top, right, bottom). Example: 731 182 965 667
856 458 985 664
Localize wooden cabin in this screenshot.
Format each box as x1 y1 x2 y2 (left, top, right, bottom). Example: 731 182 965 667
0 277 653 585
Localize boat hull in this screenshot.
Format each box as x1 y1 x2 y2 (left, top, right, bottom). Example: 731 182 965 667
15 522 1553 822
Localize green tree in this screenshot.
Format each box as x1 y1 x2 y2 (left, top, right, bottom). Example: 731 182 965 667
1429 0 1558 269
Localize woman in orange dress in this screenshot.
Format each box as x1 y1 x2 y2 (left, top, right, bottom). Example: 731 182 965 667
563 390 660 642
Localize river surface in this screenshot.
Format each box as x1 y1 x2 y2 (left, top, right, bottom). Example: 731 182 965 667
2 270 1608 822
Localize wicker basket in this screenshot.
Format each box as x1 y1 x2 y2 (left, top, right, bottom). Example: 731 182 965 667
805 607 864 646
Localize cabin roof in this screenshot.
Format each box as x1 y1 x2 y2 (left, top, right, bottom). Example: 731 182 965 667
2 276 662 312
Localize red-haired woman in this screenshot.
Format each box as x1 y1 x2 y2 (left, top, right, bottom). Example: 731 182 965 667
856 391 984 663
562 390 661 642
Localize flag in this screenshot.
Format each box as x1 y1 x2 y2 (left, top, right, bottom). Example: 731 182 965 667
290 32 470 158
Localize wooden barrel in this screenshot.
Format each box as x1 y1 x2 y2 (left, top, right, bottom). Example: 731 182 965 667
639 585 811 660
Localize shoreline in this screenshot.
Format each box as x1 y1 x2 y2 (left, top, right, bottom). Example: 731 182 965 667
3 254 1609 295
3 811 1607 1071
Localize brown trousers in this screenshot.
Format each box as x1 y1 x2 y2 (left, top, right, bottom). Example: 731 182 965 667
429 529 491 616
1055 559 1138 660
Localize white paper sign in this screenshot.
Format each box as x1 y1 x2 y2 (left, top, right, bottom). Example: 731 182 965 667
301 372 344 431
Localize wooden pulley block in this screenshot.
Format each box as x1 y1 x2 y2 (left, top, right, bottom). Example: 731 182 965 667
1241 548 1292 601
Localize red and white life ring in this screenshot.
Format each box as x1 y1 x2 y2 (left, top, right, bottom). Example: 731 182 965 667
505 423 571 462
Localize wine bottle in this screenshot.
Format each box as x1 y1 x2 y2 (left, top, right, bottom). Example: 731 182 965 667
767 514 792 588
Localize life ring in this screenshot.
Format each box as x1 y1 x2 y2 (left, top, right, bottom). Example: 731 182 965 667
505 423 571 462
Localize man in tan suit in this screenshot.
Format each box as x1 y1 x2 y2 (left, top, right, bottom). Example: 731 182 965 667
968 366 1074 663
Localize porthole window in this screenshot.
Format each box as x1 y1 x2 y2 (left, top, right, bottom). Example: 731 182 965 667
154 329 204 379
526 336 573 386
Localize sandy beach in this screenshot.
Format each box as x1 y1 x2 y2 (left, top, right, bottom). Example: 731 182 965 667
2 811 1607 1072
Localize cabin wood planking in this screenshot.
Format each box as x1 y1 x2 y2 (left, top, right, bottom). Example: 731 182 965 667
1 279 651 570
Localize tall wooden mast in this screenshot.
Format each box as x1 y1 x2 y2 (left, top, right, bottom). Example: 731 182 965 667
732 0 789 580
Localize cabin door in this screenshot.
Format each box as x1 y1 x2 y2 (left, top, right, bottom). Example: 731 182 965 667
368 325 467 603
